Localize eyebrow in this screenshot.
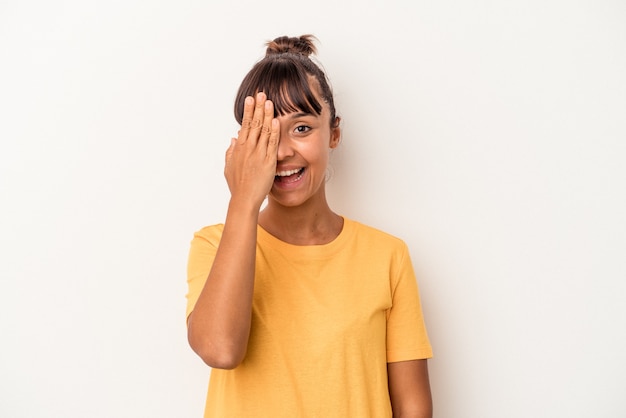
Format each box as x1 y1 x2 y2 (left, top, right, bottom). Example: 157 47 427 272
287 112 314 120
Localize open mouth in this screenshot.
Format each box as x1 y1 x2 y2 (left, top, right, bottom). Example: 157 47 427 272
274 167 305 184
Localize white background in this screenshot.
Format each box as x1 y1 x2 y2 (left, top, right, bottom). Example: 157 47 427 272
1 0 625 417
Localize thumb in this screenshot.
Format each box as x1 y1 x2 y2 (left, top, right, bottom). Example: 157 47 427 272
225 138 236 164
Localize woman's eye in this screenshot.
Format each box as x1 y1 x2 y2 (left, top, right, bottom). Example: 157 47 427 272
294 125 311 134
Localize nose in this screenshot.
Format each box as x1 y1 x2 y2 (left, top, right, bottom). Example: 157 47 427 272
276 132 294 161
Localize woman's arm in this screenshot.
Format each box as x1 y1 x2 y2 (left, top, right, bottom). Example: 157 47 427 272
388 359 433 418
187 93 279 369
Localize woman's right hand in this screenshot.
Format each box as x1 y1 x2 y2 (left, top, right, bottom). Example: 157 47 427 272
188 93 279 368
224 92 280 209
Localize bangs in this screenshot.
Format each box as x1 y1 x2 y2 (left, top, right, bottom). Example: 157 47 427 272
234 58 323 124
261 62 323 117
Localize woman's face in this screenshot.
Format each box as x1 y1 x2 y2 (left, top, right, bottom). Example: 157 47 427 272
268 85 340 208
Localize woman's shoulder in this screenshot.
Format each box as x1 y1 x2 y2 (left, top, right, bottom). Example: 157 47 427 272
192 223 225 244
344 217 408 249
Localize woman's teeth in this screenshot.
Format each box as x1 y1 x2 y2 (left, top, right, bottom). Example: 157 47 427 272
275 168 304 183
275 168 302 177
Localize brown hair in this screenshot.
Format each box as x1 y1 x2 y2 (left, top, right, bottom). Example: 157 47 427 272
234 35 338 128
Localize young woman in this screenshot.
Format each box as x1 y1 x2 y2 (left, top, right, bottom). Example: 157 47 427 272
186 35 433 418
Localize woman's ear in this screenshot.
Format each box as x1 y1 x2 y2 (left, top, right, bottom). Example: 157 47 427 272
329 117 341 149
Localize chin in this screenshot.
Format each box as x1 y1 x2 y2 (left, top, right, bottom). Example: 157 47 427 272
267 195 305 208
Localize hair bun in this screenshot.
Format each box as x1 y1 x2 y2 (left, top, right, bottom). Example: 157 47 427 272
265 34 317 57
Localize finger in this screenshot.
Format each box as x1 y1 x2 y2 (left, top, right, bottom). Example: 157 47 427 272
237 96 255 144
258 99 275 148
247 92 266 144
265 119 280 159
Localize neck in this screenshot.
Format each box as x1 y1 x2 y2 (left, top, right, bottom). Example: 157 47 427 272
258 194 343 246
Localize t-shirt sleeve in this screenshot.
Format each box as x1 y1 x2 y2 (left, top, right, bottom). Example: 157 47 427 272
386 242 433 362
185 225 222 321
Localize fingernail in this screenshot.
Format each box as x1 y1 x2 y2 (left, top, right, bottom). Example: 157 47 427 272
245 96 253 105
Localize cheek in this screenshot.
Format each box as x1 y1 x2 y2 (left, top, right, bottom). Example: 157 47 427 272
305 141 331 165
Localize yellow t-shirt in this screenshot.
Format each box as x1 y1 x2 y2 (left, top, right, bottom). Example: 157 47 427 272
186 217 432 418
